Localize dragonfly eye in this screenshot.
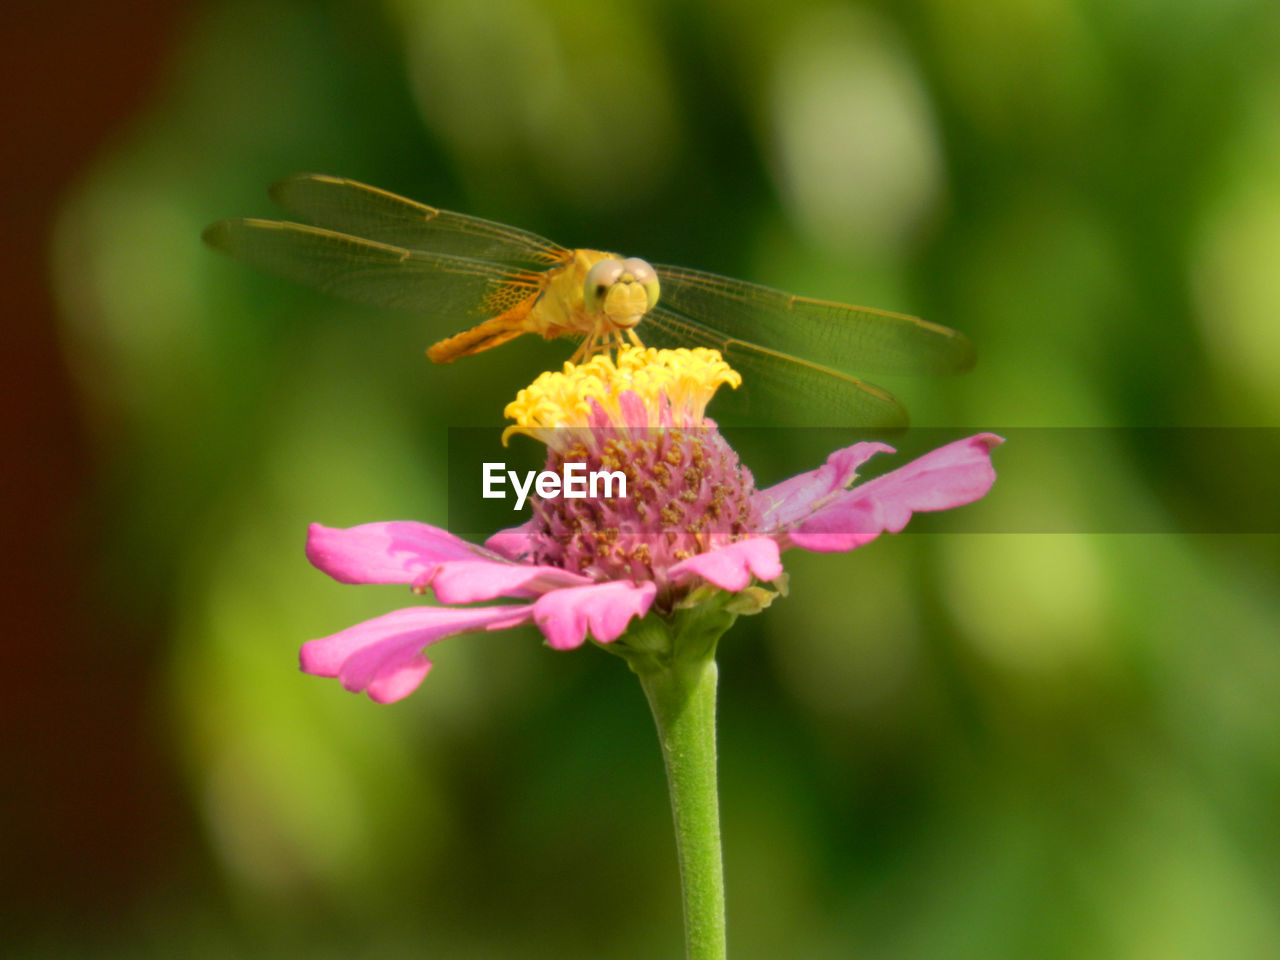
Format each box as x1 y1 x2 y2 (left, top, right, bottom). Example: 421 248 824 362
584 258 626 313
624 257 661 309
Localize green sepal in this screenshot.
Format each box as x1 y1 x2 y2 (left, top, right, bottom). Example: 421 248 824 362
603 589 743 675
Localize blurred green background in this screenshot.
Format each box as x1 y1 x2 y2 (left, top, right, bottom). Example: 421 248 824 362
6 0 1280 956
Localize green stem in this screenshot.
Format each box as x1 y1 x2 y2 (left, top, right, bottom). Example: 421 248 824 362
637 655 727 960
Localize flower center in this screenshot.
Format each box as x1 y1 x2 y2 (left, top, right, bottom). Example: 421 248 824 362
504 347 760 588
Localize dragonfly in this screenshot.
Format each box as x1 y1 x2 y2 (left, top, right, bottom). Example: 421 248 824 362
203 174 974 426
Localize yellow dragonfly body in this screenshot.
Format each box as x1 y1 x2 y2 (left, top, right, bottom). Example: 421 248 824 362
203 174 974 426
425 247 658 364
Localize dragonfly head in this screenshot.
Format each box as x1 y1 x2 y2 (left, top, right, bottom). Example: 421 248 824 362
583 256 660 329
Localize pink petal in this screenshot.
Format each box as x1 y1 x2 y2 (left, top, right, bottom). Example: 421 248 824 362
423 559 594 603
484 520 538 561
531 581 657 650
366 654 432 705
307 521 486 584
787 434 1003 553
756 442 895 528
300 604 532 703
668 538 783 592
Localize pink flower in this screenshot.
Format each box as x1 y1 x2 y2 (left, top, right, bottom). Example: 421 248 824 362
302 354 1001 702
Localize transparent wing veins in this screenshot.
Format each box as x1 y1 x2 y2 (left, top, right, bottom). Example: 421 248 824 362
268 174 570 267
646 304 908 427
202 218 541 318
654 264 974 377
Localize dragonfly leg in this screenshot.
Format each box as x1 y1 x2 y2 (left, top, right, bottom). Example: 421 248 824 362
570 332 601 364
625 328 645 349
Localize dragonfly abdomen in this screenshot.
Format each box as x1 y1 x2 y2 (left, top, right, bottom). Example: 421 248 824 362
426 295 539 363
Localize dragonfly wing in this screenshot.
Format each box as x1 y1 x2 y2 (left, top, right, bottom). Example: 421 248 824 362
653 265 974 377
268 174 570 267
645 305 908 427
202 218 542 319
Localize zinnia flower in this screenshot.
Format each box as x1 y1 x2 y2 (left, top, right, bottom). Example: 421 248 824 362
302 347 1001 702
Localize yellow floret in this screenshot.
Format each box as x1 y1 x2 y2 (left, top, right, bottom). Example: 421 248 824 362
503 347 740 444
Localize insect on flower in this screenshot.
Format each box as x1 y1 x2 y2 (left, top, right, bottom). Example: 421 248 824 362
203 174 975 426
